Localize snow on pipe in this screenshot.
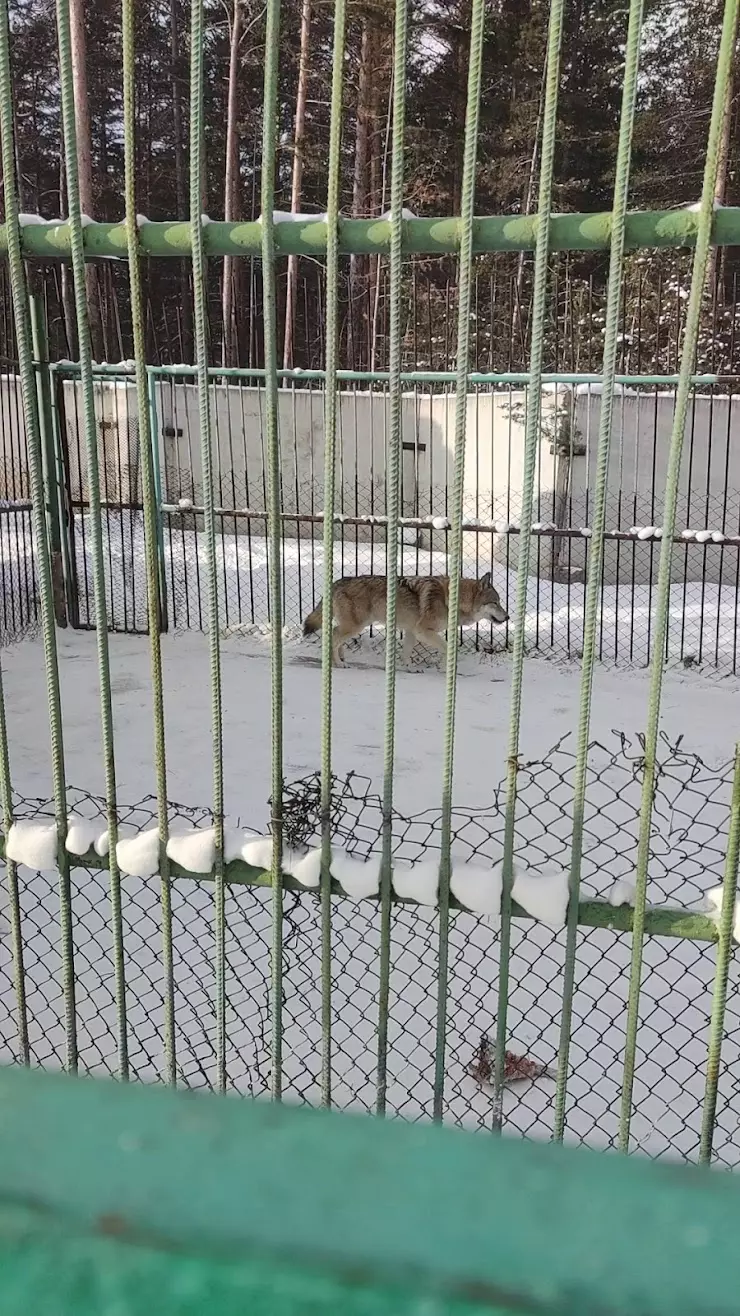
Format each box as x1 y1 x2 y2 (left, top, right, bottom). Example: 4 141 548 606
19 212 216 229
704 886 740 943
153 504 740 543
608 878 636 908
160 831 570 921
5 820 58 870
6 813 113 868
3 819 572 927
4 820 725 936
256 211 329 225
18 213 94 227
116 207 409 230
254 208 417 224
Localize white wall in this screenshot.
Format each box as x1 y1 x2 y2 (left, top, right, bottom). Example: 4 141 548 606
153 381 558 574
155 381 556 510
0 375 32 500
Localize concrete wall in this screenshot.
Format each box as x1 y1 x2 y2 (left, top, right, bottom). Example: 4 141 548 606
154 380 557 510
149 382 560 571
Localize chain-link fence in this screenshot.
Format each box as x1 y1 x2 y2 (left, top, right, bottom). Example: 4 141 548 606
1 731 738 1165
3 365 740 670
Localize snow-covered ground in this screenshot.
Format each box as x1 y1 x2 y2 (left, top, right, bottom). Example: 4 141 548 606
2 620 740 1165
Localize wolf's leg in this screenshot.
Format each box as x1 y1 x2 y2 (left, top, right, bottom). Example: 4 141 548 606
414 627 447 668
332 624 361 667
400 630 418 666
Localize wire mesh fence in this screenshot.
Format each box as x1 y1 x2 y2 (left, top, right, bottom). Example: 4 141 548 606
0 505 37 640
46 366 740 671
4 323 740 669
4 346 740 670
0 368 38 641
1 730 738 1165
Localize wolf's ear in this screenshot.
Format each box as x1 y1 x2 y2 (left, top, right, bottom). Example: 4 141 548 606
478 571 492 589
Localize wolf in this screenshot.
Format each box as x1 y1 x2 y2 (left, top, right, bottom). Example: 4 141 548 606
302 572 509 667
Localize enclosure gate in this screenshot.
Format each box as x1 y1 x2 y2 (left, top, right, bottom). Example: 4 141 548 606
1 0 740 1165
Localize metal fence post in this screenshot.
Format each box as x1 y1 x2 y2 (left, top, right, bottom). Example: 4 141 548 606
49 367 81 628
29 279 68 628
146 368 169 633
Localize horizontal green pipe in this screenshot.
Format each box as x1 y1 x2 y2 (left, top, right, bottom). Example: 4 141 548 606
50 362 730 388
0 833 719 941
6 208 740 260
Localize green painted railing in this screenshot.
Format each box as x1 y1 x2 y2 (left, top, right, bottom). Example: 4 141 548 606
4 208 740 258
2 1063 740 1315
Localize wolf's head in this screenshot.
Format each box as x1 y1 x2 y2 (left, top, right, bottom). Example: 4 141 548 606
474 572 509 624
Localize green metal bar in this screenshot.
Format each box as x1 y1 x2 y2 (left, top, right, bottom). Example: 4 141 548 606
261 0 285 1103
318 0 348 1109
553 0 645 1144
0 655 28 1065
47 369 77 626
145 370 169 634
376 0 409 1118
492 0 565 1130
0 0 77 1072
121 0 175 1084
56 362 733 387
432 0 486 1124
0 821 724 938
699 744 740 1165
8 207 740 258
55 0 127 1080
618 0 740 1154
190 0 226 1093
29 286 67 628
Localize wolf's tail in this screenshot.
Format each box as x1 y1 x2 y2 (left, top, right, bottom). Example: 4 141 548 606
302 599 323 636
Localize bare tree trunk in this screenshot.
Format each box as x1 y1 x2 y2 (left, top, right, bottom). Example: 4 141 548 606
222 0 242 367
350 17 372 369
58 151 77 357
452 5 468 215
512 63 545 353
710 21 738 303
170 0 186 220
370 67 393 373
282 0 312 371
69 0 104 360
170 0 192 359
367 55 381 370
